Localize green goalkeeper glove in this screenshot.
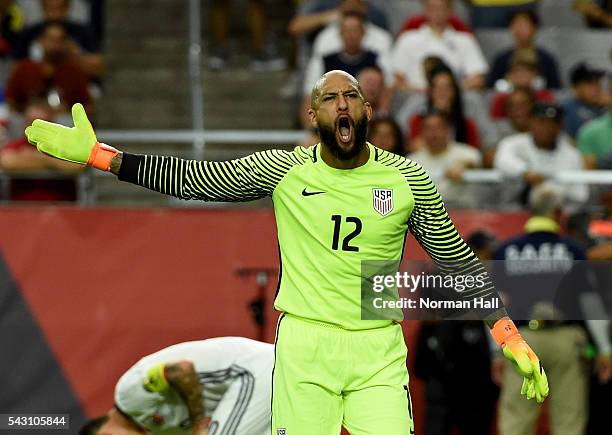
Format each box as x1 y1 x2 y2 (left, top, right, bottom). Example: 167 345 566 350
491 318 549 403
25 103 119 171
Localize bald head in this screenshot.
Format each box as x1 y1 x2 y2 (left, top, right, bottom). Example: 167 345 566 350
310 70 364 110
307 70 372 163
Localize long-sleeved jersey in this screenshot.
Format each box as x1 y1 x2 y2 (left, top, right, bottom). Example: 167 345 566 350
115 337 274 434
118 143 503 329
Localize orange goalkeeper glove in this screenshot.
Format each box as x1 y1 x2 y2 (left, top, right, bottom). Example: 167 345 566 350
491 318 549 403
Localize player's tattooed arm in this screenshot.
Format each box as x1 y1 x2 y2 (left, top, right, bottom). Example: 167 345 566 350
165 360 210 433
110 151 123 176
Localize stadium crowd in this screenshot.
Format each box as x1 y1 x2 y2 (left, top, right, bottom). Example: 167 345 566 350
286 0 612 214
0 0 102 201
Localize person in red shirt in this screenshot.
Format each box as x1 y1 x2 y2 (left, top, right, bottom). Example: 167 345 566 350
15 0 104 80
5 21 91 114
398 12 471 34
0 99 83 201
408 65 481 151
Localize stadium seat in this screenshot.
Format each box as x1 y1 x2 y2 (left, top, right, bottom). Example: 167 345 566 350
539 0 585 28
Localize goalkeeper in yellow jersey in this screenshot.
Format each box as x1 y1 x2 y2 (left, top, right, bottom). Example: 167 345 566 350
26 70 548 434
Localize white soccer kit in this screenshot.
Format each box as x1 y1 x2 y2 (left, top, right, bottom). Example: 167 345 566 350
114 337 274 435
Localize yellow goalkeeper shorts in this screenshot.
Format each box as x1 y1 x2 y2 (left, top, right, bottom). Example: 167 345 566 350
271 313 414 435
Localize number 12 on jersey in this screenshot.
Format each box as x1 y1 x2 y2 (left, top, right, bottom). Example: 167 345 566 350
331 215 362 252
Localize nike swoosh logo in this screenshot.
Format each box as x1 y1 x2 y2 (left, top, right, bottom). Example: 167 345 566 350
301 188 325 196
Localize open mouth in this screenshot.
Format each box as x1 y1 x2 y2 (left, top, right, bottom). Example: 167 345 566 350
336 115 353 144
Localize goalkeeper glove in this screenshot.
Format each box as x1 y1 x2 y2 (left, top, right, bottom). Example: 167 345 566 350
491 318 549 403
24 103 118 171
144 363 169 393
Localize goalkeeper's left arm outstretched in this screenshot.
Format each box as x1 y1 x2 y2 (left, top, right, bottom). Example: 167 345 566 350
25 103 549 404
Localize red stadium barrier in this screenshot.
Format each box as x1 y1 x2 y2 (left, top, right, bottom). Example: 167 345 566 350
0 206 528 430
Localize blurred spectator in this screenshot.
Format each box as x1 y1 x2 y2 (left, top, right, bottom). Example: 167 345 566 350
414 230 498 435
407 66 482 151
494 103 588 209
487 10 561 89
577 102 612 169
5 21 91 113
309 3 392 60
356 66 385 116
488 86 537 167
207 0 285 71
492 182 611 435
0 0 25 56
489 48 554 120
562 63 608 139
38 0 75 20
0 99 82 201
393 57 442 136
18 0 90 26
391 0 488 91
464 0 539 29
409 109 482 208
16 0 103 80
494 86 536 140
368 116 404 155
301 11 391 125
573 0 612 28
303 12 390 95
289 1 391 103
395 56 494 148
288 0 388 43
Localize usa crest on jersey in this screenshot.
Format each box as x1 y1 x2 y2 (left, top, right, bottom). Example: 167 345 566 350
372 188 394 216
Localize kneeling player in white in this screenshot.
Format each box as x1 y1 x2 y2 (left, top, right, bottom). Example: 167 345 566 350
80 337 274 435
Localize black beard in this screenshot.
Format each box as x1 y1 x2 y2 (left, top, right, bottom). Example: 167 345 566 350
318 115 368 161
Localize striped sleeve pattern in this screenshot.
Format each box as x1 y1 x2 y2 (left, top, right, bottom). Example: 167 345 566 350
118 149 302 202
378 150 507 323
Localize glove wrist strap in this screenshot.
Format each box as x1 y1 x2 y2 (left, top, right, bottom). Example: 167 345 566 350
491 318 520 346
87 142 119 171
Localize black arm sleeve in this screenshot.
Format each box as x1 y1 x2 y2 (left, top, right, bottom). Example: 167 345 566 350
117 149 299 202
